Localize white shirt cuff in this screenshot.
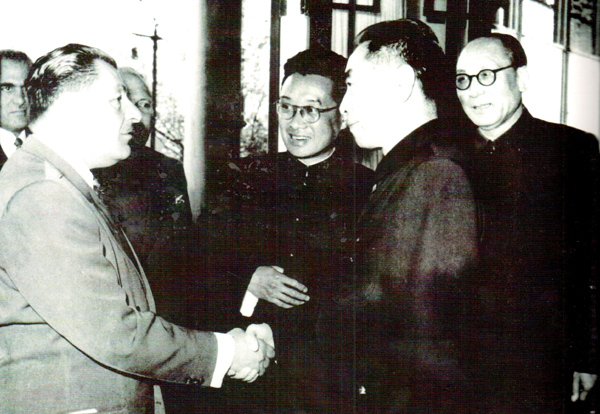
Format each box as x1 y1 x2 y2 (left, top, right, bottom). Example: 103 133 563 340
211 332 235 388
240 290 259 317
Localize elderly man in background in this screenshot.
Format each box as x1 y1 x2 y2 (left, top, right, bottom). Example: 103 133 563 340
0 43 274 414
456 33 599 413
318 19 480 413
0 50 31 168
94 67 192 270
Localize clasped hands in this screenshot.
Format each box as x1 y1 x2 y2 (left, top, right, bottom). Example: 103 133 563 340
248 266 310 309
227 323 275 383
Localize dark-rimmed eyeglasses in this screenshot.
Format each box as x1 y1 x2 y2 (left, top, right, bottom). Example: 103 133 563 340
276 101 338 124
455 65 514 90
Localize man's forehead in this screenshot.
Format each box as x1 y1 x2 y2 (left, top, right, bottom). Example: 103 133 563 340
346 43 370 70
0 59 29 82
281 73 334 100
458 38 510 67
93 60 125 90
121 72 150 98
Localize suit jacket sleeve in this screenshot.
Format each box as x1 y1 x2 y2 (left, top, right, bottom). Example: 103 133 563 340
0 179 219 386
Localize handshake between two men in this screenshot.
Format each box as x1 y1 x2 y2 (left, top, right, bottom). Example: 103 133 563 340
227 323 276 383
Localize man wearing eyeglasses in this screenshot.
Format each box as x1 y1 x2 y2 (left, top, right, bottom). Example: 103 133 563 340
456 34 599 413
199 48 373 413
94 67 192 271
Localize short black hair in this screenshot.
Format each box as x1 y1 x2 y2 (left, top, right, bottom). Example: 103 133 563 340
356 19 453 112
0 50 32 67
484 33 528 68
26 44 116 122
282 48 347 104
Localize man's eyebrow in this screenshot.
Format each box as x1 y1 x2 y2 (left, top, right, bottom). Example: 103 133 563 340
0 82 16 87
344 69 351 80
280 95 323 106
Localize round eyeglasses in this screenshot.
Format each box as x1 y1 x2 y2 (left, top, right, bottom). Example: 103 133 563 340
276 101 338 124
455 65 515 90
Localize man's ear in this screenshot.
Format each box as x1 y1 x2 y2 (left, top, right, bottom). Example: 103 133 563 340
516 65 529 94
397 64 416 103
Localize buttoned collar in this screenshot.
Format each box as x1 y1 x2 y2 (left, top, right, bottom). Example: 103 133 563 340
478 107 533 150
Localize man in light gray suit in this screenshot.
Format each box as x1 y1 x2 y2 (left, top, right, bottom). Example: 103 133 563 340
0 43 274 414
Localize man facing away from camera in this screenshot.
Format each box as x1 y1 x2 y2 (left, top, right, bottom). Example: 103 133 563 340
0 43 274 414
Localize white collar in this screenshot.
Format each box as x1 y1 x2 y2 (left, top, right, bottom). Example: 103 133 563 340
0 127 26 158
29 133 96 189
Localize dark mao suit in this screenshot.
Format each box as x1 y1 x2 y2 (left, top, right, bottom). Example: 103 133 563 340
464 109 599 413
320 119 480 413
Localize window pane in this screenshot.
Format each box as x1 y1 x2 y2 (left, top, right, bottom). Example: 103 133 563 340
240 0 271 156
570 0 596 54
522 0 555 44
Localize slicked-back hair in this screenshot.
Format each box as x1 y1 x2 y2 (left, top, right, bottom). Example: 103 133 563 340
26 43 117 122
484 33 528 68
282 48 348 104
0 50 32 67
356 19 454 113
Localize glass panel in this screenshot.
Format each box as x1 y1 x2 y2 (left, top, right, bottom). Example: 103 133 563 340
522 0 555 44
240 0 271 156
570 0 596 54
332 9 349 56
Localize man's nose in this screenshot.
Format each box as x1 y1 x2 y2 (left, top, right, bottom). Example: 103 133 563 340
13 86 27 107
467 79 485 97
339 93 350 120
124 95 142 123
289 108 307 128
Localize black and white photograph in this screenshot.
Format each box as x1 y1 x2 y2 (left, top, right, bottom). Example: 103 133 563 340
0 0 598 413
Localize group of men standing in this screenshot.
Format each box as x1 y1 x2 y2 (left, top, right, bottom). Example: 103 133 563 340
0 17 598 414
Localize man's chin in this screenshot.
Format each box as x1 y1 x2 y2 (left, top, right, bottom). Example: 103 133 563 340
116 145 132 162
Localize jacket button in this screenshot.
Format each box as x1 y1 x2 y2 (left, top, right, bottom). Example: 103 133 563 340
185 376 204 386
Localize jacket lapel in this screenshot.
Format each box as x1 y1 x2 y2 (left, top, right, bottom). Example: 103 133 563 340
20 138 155 311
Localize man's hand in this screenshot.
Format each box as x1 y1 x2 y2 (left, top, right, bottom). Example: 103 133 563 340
227 324 275 383
248 266 310 309
245 323 275 351
572 371 597 402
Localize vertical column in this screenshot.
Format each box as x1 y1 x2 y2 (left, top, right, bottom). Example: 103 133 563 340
268 0 284 155
307 1 333 50
558 0 572 124
445 0 469 64
184 0 206 220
